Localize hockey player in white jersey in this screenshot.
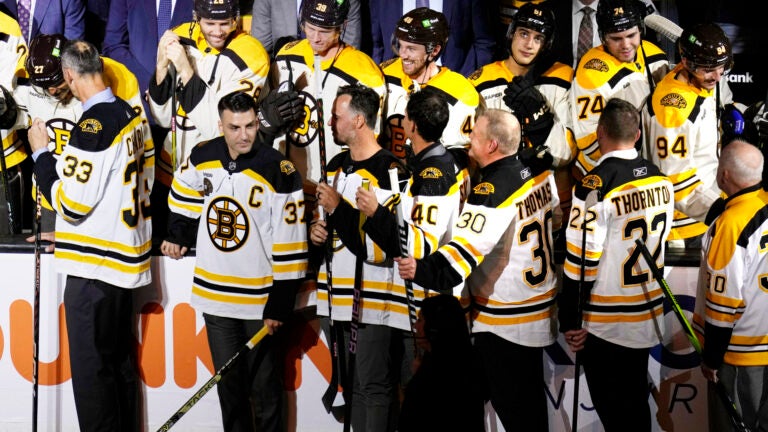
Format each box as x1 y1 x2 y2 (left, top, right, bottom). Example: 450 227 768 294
272 0 385 184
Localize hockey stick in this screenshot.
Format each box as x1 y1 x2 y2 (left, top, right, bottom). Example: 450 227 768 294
634 239 750 432
0 129 17 234
644 14 683 43
571 188 600 432
387 168 418 342
343 178 370 432
168 64 178 172
32 181 41 431
155 326 269 431
312 54 343 413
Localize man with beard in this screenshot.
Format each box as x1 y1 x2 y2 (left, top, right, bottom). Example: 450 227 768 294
643 23 736 247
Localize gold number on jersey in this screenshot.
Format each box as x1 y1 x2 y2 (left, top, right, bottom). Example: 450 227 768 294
519 210 554 287
621 212 667 286
238 80 262 100
62 155 93 183
461 115 474 136
285 200 307 225
568 205 597 232
122 153 151 228
411 203 438 226
456 210 486 233
759 274 768 293
656 136 688 159
704 271 727 294
576 95 605 120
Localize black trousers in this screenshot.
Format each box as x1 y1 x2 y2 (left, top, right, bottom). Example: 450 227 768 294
203 313 283 432
473 331 549 432
64 276 138 432
582 333 652 432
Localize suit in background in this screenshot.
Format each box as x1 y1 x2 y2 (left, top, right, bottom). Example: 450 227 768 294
103 0 193 122
251 0 361 57
0 0 85 41
369 0 496 76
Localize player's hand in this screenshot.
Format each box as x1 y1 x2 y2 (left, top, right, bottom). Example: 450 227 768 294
564 328 587 352
309 219 328 246
264 319 282 335
503 76 554 148
26 232 55 253
165 40 194 84
355 186 378 218
316 182 340 214
701 363 719 383
28 118 49 153
395 256 416 281
160 240 188 259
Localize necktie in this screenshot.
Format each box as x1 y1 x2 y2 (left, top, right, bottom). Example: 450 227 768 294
17 0 31 41
576 6 594 63
415 0 429 9
157 0 172 37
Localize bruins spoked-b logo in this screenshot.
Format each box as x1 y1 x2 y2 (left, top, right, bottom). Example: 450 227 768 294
207 197 249 251
287 91 319 148
46 118 77 155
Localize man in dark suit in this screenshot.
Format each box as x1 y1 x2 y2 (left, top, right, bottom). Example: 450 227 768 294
369 0 496 76
103 0 193 112
0 0 84 41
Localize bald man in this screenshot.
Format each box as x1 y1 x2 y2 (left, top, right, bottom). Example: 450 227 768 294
696 140 768 432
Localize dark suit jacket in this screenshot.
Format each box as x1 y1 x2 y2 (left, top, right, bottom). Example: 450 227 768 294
369 0 496 76
0 0 85 40
102 0 193 104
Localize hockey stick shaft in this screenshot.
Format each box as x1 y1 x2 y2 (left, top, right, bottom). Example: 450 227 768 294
634 239 750 432
0 129 17 234
343 178 369 432
387 168 417 337
32 180 41 432
572 189 600 431
155 326 269 431
313 55 341 413
169 64 178 173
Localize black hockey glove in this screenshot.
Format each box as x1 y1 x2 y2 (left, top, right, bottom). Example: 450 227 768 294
257 87 304 137
0 85 18 130
503 76 554 148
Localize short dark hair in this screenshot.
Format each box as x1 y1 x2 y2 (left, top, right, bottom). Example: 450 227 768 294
598 98 640 142
405 89 449 143
336 84 379 129
60 40 102 76
217 91 258 118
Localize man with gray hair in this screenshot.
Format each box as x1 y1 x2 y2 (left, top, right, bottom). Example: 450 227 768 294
27 39 153 431
696 140 768 432
397 108 559 430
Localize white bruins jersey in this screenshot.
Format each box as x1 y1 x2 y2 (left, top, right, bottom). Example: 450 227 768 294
694 186 768 367
15 57 154 209
1 12 28 171
273 40 386 183
34 91 153 289
571 41 669 174
642 64 727 240
148 24 269 186
380 58 479 157
468 60 576 168
412 156 559 347
561 149 674 349
168 138 308 320
315 149 411 331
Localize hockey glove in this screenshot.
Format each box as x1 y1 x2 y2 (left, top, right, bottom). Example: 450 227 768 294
0 85 18 130
258 88 304 137
503 76 554 149
720 103 745 148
